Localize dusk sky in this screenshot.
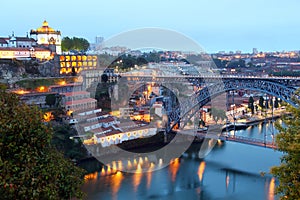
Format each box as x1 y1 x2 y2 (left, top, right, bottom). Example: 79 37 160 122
2 0 300 53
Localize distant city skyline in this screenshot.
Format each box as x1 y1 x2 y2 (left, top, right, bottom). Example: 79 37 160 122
2 0 300 53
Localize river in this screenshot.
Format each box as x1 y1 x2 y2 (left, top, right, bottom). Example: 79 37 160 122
81 120 283 200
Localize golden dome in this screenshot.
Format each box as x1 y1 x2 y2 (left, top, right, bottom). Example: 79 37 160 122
31 20 60 34
42 20 48 27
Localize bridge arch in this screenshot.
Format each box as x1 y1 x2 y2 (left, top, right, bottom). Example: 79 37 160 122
169 78 298 131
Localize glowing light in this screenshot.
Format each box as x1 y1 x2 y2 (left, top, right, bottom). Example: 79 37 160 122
112 161 117 172
37 86 46 92
158 158 163 166
118 161 123 171
139 157 144 165
43 112 54 122
101 167 105 176
137 164 142 172
107 166 111 174
226 173 230 189
133 164 143 191
149 162 155 170
66 110 73 116
127 160 132 168
198 161 206 182
13 89 29 95
268 178 275 200
59 80 66 85
169 158 180 182
84 171 98 181
111 171 123 199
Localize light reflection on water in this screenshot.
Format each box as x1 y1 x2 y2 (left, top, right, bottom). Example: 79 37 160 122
82 122 282 200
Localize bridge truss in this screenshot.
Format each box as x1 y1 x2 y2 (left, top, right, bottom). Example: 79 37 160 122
167 78 298 132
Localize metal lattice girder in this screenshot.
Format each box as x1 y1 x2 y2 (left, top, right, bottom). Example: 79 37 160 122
168 78 298 131
123 75 300 87
121 75 299 131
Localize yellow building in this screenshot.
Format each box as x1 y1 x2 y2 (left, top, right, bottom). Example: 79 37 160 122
0 47 51 60
58 54 98 75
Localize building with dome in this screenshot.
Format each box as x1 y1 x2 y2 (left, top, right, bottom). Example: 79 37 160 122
30 20 61 54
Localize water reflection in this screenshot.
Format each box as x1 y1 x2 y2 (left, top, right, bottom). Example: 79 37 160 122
111 171 123 200
169 158 180 182
197 161 205 183
268 177 275 200
225 171 230 190
133 164 143 192
225 170 236 193
146 171 152 189
81 121 282 200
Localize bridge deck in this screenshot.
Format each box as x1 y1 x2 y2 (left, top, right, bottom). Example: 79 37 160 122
190 132 278 149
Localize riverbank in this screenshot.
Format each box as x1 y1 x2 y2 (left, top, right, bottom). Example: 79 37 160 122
244 115 281 125
77 112 287 167
241 111 290 126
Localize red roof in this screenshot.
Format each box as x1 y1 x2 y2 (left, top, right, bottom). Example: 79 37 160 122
80 121 100 128
49 83 82 89
98 116 115 123
62 91 90 97
16 37 36 42
0 38 7 44
91 127 112 134
65 98 97 106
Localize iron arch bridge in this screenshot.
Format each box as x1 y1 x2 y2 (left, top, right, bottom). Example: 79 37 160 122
167 78 299 132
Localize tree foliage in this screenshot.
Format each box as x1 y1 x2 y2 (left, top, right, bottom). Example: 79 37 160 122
270 93 300 199
259 96 264 109
0 91 85 199
248 96 254 114
274 97 279 109
45 93 56 107
210 107 227 124
61 36 90 52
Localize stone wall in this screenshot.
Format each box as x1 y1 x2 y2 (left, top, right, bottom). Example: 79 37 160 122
37 59 60 77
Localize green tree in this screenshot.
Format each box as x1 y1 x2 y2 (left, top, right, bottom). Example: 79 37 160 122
45 93 56 107
259 96 264 109
61 36 73 52
0 91 85 199
248 96 254 114
61 37 90 52
270 96 300 199
274 97 279 109
265 98 269 109
210 107 227 124
52 125 87 160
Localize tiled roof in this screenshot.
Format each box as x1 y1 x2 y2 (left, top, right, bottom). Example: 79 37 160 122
49 83 82 88
65 98 97 106
91 127 112 134
62 91 90 97
15 37 36 42
98 116 116 123
0 38 8 44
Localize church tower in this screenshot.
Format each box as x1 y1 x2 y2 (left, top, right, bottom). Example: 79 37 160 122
30 20 61 54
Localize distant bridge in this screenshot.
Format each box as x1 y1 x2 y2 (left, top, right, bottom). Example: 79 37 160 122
122 74 300 87
196 132 277 149
121 74 300 137
113 74 299 148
